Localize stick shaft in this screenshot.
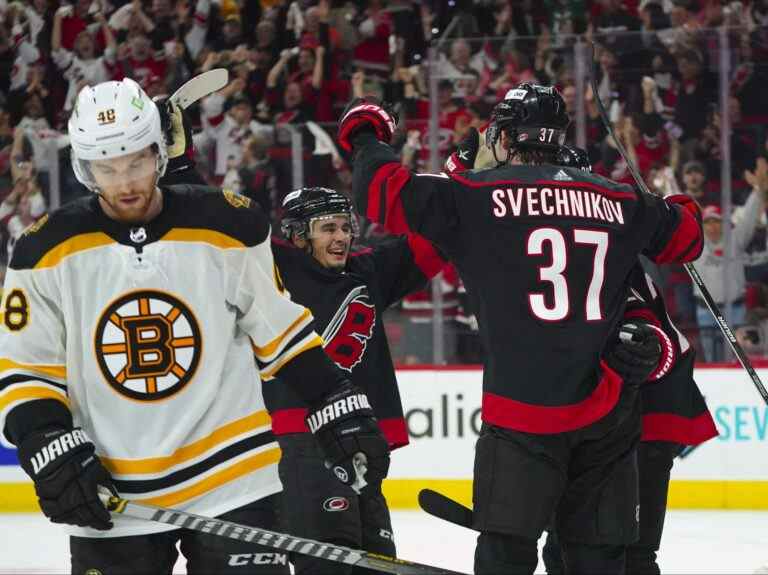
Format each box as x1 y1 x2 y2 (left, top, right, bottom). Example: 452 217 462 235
102 493 467 575
588 43 768 406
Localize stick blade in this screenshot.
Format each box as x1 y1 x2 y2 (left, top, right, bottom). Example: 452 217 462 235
418 489 474 530
170 68 229 109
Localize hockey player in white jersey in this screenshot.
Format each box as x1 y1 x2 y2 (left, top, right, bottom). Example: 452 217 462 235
0 78 388 574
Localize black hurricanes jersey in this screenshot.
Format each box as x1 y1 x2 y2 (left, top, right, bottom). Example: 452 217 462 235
624 265 718 446
263 234 442 449
350 132 703 434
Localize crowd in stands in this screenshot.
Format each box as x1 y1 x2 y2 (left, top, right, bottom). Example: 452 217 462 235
1 0 768 363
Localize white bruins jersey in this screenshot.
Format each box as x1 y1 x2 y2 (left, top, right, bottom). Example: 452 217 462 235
0 186 323 537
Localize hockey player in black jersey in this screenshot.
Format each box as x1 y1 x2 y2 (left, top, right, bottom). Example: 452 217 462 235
265 187 444 574
0 79 388 575
337 84 704 574
540 146 718 575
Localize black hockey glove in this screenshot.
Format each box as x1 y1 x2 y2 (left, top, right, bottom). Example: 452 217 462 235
154 97 196 174
18 427 116 530
444 127 480 174
306 381 390 493
337 97 397 153
603 322 662 385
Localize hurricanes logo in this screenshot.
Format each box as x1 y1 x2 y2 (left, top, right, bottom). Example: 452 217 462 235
322 286 375 372
94 290 202 401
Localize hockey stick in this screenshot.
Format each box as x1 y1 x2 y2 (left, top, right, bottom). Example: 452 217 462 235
418 489 474 530
99 491 467 575
588 42 768 406
169 68 229 109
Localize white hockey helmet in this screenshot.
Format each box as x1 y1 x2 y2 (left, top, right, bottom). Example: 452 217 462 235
68 78 167 192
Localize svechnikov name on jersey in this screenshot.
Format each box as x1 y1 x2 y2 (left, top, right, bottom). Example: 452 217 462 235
491 185 626 224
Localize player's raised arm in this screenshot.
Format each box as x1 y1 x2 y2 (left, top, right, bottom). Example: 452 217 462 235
338 98 461 250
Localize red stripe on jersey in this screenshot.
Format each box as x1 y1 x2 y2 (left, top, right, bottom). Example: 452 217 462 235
407 234 445 279
481 360 624 433
653 196 703 264
379 417 410 450
270 408 309 434
641 412 719 445
384 166 413 233
269 409 408 450
447 172 635 199
367 162 400 223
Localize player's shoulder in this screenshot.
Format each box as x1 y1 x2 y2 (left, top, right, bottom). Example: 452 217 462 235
165 184 270 247
10 196 101 271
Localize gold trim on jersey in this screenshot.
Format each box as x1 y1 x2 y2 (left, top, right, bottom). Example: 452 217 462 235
100 410 272 475
251 309 313 361
259 334 324 381
34 232 115 269
136 446 281 508
0 359 67 380
0 385 69 412
160 229 246 249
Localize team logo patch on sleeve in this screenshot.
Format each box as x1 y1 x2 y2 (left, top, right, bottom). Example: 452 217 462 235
94 290 202 401
321 286 376 372
223 189 251 209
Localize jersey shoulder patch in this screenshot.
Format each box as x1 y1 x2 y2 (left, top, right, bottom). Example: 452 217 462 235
164 184 269 247
10 197 104 271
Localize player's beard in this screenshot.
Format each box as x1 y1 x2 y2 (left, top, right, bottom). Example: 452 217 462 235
99 185 163 224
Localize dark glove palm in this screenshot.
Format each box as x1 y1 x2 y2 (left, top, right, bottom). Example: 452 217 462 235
604 322 662 384
306 382 390 491
18 428 116 530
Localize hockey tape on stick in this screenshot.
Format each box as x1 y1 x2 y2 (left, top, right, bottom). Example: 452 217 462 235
418 489 475 530
170 68 229 109
98 489 467 575
588 42 768 406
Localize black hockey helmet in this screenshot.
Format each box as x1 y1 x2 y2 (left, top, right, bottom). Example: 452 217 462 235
485 83 570 153
280 187 355 240
555 145 592 172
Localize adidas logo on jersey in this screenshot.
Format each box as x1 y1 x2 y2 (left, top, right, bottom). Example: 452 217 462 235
553 169 572 181
307 394 371 433
30 429 90 475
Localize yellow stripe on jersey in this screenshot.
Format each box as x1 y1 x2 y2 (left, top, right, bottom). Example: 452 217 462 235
251 308 313 360
259 335 324 381
160 228 245 249
0 359 67 380
136 446 281 508
34 232 115 269
0 385 69 411
100 410 272 475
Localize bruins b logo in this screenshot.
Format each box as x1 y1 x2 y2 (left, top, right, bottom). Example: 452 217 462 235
94 290 202 401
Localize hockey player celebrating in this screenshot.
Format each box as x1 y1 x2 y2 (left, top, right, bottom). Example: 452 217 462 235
540 145 718 575
337 84 704 574
264 187 445 574
0 78 387 574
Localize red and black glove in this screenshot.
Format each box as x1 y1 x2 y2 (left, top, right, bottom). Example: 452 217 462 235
444 127 480 174
337 98 397 153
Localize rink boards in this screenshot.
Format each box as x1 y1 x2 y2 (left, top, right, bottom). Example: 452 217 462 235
1 366 766 512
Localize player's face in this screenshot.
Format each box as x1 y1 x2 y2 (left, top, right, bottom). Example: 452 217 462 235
307 215 352 271
91 147 162 224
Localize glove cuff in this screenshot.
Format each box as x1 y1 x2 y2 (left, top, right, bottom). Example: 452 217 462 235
305 383 374 433
645 324 676 381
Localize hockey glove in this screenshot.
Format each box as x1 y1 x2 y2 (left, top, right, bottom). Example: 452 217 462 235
604 322 662 385
306 381 390 493
337 97 397 153
18 427 116 530
444 127 480 174
154 97 196 174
